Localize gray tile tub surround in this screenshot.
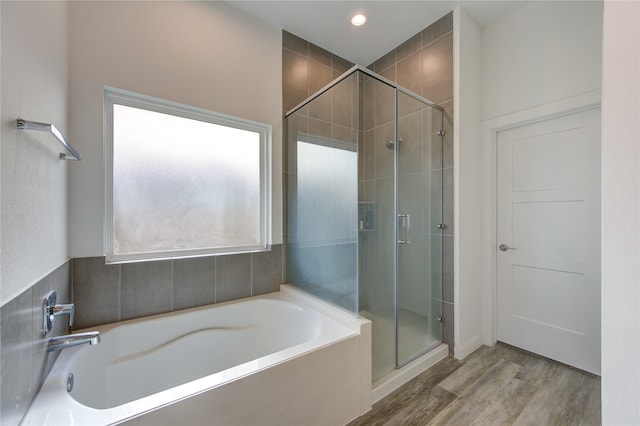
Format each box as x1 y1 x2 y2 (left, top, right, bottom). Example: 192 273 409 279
71 245 283 330
0 261 72 426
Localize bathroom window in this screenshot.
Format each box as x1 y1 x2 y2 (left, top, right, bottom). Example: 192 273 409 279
104 88 271 263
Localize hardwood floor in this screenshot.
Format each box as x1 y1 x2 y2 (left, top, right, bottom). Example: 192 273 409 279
349 343 601 426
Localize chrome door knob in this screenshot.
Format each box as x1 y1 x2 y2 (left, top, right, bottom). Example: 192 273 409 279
499 243 516 252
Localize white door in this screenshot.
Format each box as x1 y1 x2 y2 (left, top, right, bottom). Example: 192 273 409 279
496 107 601 375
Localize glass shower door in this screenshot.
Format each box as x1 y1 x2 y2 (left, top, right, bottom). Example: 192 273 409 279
396 92 443 365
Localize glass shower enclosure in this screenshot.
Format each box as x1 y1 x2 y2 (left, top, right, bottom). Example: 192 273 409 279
285 66 444 382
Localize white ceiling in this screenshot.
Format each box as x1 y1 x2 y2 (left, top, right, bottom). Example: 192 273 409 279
225 1 528 66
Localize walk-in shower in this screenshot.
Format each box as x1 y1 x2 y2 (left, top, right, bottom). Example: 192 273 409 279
284 65 445 385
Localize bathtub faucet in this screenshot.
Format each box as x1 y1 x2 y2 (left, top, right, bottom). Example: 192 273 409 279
47 331 101 353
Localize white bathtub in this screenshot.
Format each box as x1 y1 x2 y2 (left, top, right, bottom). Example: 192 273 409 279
21 285 372 425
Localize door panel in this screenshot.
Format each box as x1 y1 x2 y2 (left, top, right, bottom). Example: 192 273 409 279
511 265 586 334
512 201 586 261
396 92 443 365
512 127 587 191
496 107 600 374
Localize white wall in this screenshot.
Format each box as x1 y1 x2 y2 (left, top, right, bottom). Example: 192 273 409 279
68 1 283 257
601 0 640 423
482 1 603 121
472 1 603 347
0 1 69 307
453 7 484 359
1 0 3 297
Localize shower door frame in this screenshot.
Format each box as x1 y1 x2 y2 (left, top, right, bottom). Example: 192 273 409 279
286 65 443 122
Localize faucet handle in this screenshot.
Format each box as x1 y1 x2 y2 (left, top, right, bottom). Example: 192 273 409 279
53 304 75 328
42 291 75 335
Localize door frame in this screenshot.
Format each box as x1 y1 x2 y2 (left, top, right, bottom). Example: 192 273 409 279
478 90 601 347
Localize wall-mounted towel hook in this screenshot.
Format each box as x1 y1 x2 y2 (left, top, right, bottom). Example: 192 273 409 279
17 118 82 161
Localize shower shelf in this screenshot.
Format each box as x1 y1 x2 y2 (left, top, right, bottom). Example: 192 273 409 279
17 118 82 161
359 201 375 231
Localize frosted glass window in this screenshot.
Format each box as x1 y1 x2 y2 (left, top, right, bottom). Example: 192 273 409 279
105 88 271 262
297 141 358 246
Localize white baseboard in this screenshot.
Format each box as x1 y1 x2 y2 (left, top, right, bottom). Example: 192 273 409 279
454 334 484 360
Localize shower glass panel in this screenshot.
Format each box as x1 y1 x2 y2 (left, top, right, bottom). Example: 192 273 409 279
396 91 443 366
285 67 443 383
285 74 359 312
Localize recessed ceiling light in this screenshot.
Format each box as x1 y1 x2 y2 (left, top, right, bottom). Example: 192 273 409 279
351 14 366 26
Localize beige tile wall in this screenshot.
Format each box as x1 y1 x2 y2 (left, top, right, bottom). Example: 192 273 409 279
282 31 354 114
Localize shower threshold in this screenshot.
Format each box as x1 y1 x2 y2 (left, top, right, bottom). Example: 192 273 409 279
371 343 449 404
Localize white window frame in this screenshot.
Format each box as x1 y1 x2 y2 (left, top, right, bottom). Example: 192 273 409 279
104 87 272 263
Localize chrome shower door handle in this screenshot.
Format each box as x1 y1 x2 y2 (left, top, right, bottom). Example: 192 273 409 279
398 214 411 244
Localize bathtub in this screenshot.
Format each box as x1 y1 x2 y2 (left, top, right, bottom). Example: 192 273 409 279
21 285 372 425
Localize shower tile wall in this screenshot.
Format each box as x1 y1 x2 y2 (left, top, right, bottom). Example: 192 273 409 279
0 262 71 425
282 31 354 113
368 12 455 353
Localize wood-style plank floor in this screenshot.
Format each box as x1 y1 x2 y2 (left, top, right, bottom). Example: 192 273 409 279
349 343 601 426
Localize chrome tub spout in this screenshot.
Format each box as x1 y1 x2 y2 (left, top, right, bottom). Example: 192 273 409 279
47 331 101 353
